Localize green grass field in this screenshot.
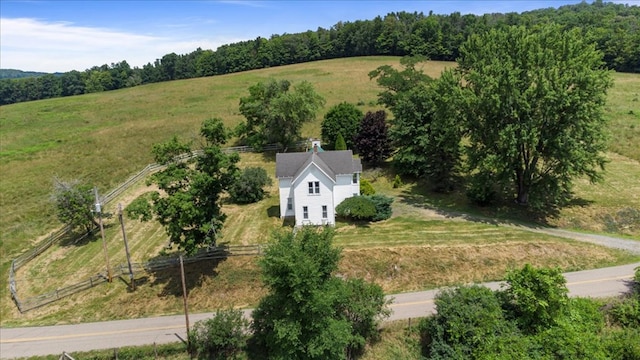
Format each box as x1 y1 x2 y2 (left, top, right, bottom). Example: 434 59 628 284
1 57 639 326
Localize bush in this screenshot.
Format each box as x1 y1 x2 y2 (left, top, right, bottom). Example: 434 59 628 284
392 174 403 188
499 264 569 333
534 317 607 360
360 178 375 195
466 171 498 206
189 308 249 359
532 297 607 359
420 285 519 359
608 297 640 328
366 194 393 221
339 278 391 358
602 328 640 360
334 133 347 150
336 196 376 221
229 167 272 204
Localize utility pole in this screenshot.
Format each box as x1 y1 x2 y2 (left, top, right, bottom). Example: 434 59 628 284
94 187 112 282
179 255 191 355
118 203 135 290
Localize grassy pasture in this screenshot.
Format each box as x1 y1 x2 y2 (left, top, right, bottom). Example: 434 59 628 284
1 56 446 259
1 58 639 326
3 152 638 326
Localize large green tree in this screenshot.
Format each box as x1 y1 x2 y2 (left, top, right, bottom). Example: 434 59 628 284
370 58 463 191
320 102 363 150
250 227 389 359
131 118 239 255
237 79 325 150
387 69 464 191
460 24 612 208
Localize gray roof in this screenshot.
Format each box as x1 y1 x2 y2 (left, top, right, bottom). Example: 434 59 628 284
276 150 362 182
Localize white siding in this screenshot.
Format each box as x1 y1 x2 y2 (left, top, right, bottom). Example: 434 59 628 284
278 178 294 218
292 165 334 226
334 174 357 208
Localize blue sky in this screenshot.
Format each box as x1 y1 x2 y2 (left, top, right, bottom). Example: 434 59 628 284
1 0 636 73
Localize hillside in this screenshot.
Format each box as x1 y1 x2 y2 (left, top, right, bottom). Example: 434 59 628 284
0 69 52 79
1 57 639 261
1 57 639 328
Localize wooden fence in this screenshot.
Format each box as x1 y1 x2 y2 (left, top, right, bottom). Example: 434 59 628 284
12 244 264 312
7 142 286 312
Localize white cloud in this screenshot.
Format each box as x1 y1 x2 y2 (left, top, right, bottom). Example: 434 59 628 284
0 18 238 72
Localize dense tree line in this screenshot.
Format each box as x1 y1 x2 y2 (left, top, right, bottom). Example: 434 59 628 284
1 1 638 106
370 22 612 211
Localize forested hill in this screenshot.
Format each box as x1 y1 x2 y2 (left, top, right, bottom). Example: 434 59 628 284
1 0 638 106
0 69 52 79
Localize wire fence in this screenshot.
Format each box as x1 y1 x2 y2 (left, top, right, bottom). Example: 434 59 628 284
7 142 293 312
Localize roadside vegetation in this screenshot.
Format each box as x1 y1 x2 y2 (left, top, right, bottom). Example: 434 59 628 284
14 266 640 359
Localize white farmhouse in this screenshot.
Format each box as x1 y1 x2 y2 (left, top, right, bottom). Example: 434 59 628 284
276 141 362 226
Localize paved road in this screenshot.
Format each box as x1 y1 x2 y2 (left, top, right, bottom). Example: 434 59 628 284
1 262 637 359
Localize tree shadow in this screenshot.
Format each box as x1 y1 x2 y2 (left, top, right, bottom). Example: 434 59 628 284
145 247 230 296
621 278 640 296
117 273 151 293
336 217 372 229
566 197 595 208
266 205 280 218
261 151 277 162
58 223 117 247
396 182 559 228
282 217 295 228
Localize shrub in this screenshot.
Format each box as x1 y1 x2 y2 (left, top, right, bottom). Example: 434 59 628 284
608 297 640 328
466 171 498 206
229 167 272 204
334 133 347 150
336 196 377 221
392 174 403 188
602 328 640 360
420 285 519 359
499 264 569 333
360 178 375 195
339 278 391 358
189 308 249 359
534 316 607 360
366 194 393 221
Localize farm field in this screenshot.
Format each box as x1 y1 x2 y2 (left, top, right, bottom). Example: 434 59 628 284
1 57 639 326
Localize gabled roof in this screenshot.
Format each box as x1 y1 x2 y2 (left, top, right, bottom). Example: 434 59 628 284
276 150 362 183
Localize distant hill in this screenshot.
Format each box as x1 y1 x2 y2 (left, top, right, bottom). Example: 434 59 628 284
0 69 55 79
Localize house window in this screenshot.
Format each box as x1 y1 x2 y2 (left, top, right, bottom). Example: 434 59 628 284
303 206 309 219
352 173 358 184
322 205 328 219
308 181 320 194
287 198 292 210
